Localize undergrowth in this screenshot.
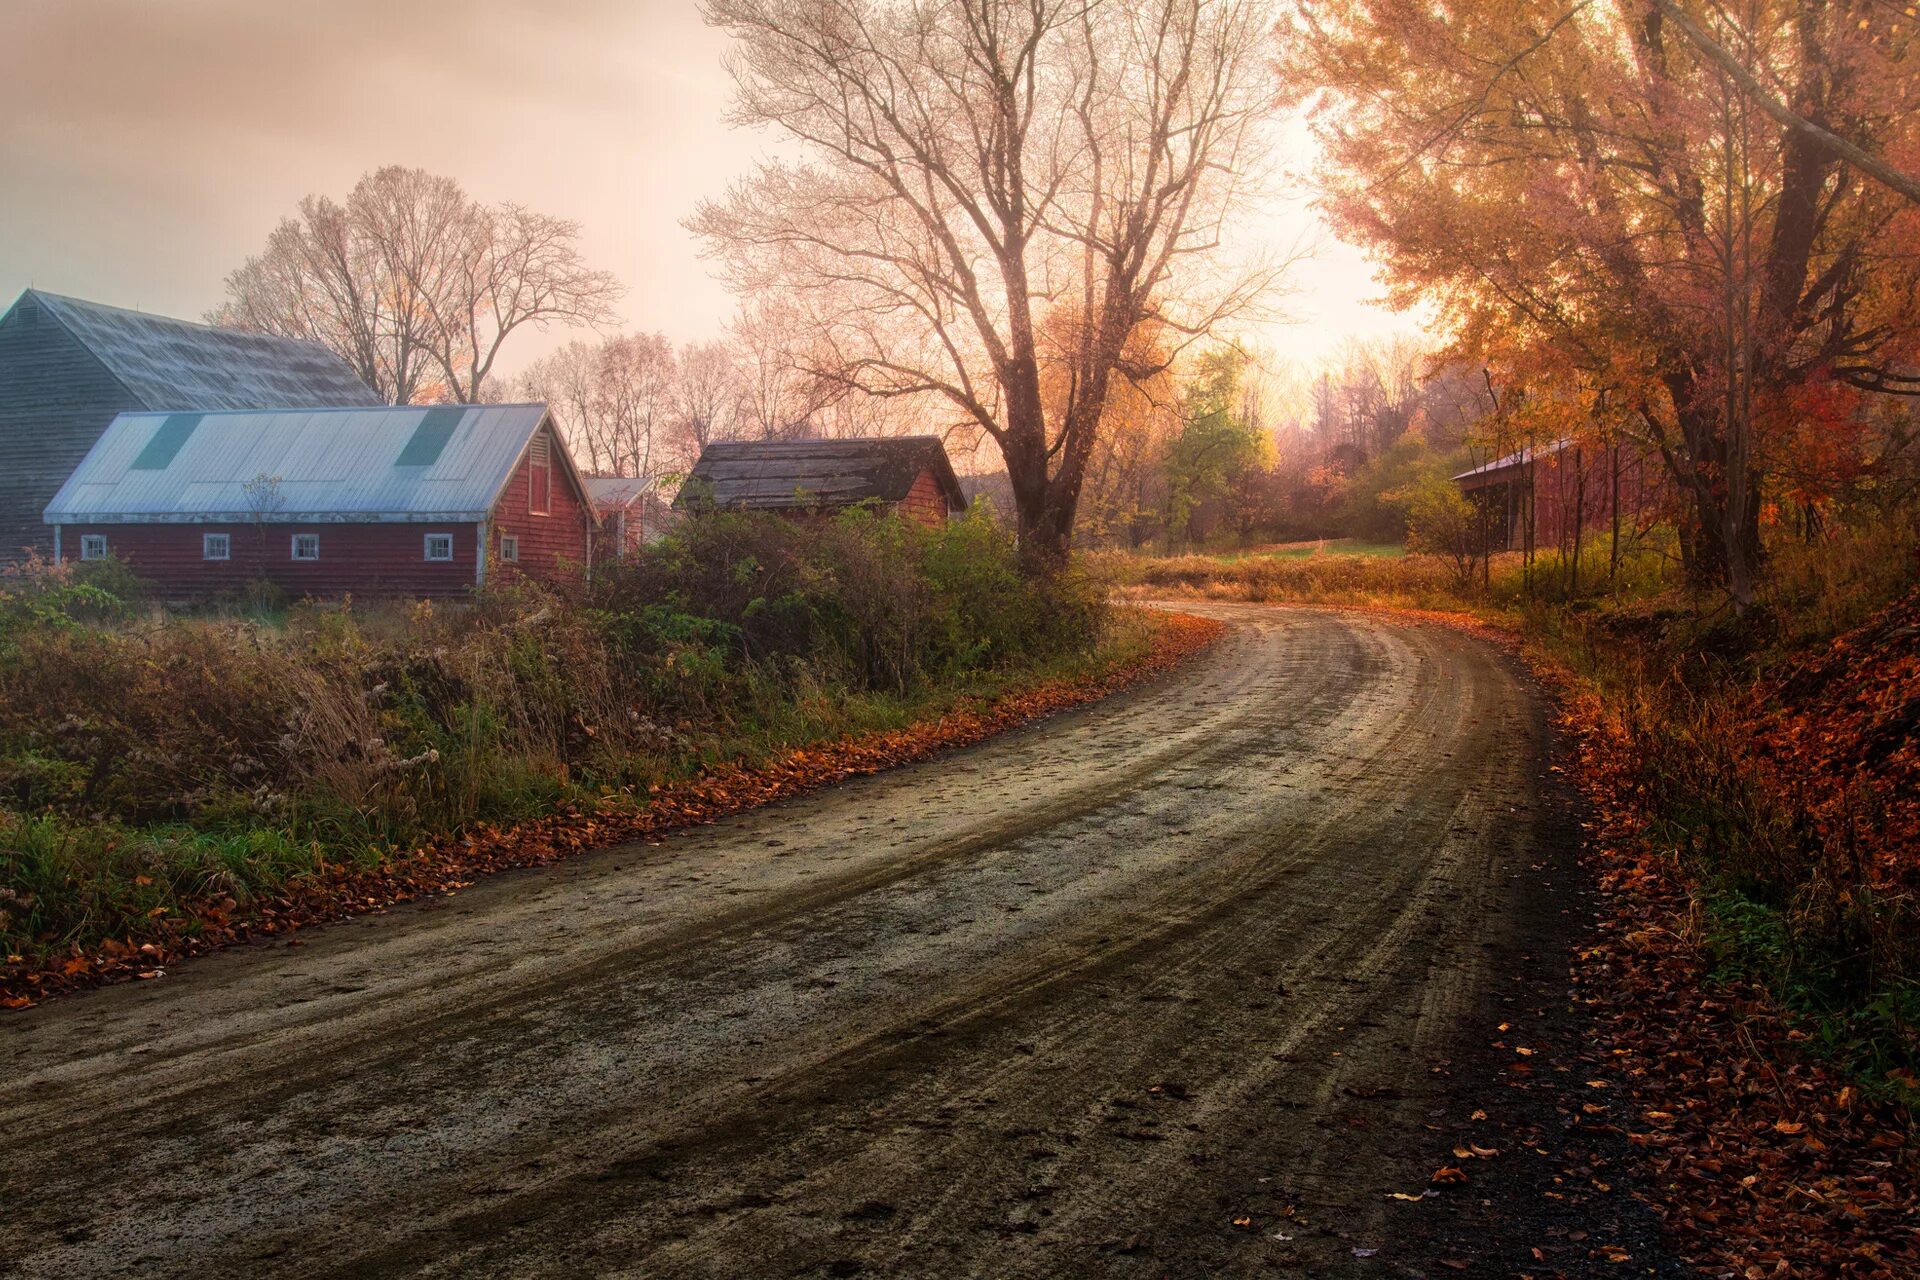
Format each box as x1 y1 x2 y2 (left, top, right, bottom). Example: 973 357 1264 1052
0 505 1122 964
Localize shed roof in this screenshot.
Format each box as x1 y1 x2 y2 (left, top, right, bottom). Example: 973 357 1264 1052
583 474 661 510
21 290 380 412
45 404 572 524
674 436 967 513
1452 439 1572 486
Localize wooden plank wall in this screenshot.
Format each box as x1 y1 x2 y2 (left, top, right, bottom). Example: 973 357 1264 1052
59 522 481 598
0 296 142 561
490 427 593 582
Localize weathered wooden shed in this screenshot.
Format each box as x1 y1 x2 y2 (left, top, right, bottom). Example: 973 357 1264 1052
1453 438 1667 556
673 437 967 526
584 474 675 559
44 404 593 598
0 289 380 562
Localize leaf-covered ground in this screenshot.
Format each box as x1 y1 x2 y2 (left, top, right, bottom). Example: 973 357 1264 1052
0 612 1224 1010
1553 619 1920 1277
1745 589 1920 902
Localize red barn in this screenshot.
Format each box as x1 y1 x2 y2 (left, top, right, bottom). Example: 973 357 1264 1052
44 404 592 598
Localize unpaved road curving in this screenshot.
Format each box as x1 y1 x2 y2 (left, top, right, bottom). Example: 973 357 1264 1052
0 605 1670 1278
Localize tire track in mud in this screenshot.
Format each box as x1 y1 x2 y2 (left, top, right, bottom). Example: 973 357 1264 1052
0 617 1353 1142
0 606 1568 1279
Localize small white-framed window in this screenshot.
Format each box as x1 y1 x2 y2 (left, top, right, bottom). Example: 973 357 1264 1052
290 533 320 561
80 534 108 561
499 534 520 563
423 532 454 562
203 533 231 561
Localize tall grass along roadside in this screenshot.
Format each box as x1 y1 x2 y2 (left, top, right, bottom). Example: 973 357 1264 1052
0 505 1119 968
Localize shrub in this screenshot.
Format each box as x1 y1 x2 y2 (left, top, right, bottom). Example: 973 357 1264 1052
0 506 1112 961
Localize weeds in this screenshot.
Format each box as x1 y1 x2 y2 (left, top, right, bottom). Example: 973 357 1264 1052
0 505 1112 963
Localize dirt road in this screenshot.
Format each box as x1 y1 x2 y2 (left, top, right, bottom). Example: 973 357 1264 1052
0 605 1665 1277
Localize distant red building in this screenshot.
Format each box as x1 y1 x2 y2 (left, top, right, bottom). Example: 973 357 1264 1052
584 474 676 561
1453 438 1668 556
44 404 593 598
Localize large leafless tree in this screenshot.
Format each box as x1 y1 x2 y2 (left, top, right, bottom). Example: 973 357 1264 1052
518 333 677 477
692 0 1281 563
215 166 621 404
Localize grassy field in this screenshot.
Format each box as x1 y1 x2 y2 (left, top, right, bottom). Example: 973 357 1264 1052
1207 538 1405 561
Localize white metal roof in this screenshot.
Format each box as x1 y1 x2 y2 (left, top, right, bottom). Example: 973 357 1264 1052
45 404 564 524
582 475 661 510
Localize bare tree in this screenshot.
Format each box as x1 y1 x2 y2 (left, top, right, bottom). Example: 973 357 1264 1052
216 166 621 404
214 188 440 405
519 334 678 477
671 340 742 467
428 198 623 403
692 0 1282 565
731 298 836 440
596 333 678 477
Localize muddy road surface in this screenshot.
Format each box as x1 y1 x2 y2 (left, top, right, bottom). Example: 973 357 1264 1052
0 605 1653 1278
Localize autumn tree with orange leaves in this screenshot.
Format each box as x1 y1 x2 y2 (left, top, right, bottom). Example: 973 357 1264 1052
1281 0 1920 609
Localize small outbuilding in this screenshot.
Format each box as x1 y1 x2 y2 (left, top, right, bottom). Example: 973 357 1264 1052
0 289 380 562
45 404 592 598
1453 438 1666 555
673 436 967 526
584 474 675 560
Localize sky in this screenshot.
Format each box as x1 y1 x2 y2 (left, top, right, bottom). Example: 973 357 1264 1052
0 0 1424 383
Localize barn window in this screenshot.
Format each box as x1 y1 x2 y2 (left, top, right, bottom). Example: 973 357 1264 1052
500 534 520 563
203 533 230 561
290 534 320 561
423 532 454 562
528 431 552 516
80 534 107 561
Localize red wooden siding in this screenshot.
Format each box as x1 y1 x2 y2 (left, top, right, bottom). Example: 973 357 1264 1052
61 522 479 598
1461 443 1668 554
591 495 675 563
489 426 592 582
896 468 950 527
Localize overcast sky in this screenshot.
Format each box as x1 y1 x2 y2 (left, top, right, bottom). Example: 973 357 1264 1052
0 0 1421 380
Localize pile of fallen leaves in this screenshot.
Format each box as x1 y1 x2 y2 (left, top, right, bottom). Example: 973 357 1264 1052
1556 681 1920 1277
1744 588 1920 896
0 612 1224 1010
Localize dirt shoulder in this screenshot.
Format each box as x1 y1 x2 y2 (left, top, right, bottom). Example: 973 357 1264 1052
0 611 1223 1010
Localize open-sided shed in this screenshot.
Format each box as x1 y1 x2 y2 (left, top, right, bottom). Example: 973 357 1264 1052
1453 438 1667 557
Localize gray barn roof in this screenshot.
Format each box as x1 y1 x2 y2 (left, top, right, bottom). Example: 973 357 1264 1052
674 436 967 513
25 290 380 412
46 404 573 524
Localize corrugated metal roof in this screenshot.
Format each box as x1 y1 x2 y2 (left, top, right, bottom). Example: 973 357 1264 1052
674 437 967 512
28 290 380 412
45 404 558 523
583 475 661 510
1452 438 1571 484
